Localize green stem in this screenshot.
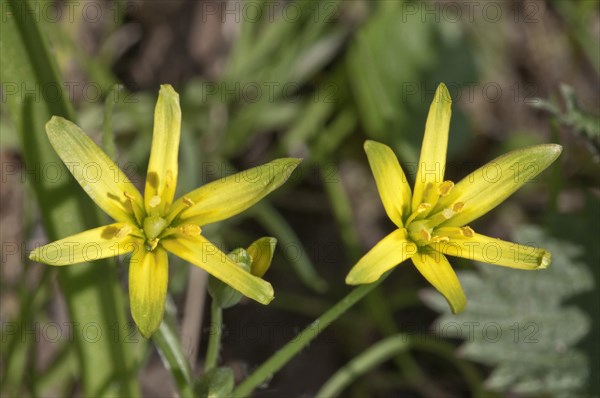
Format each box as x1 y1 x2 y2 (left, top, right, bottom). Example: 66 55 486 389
204 300 223 371
232 273 389 397
319 163 429 391
153 321 194 398
315 334 411 398
409 338 487 398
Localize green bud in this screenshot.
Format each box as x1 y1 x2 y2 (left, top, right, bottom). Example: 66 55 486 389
208 248 251 309
247 237 277 277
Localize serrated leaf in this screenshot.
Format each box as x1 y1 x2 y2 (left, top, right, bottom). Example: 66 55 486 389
422 225 594 396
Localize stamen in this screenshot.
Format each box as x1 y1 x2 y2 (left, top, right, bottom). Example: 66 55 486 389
419 228 432 242
124 192 144 225
417 203 431 213
180 224 201 237
147 238 159 251
431 235 450 243
406 203 431 225
452 202 464 212
183 197 195 207
149 195 161 208
442 208 455 219
438 180 454 196
433 227 472 241
424 205 460 229
166 170 174 188
460 226 474 237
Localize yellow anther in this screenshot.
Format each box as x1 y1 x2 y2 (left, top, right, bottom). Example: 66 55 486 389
460 226 474 237
183 197 195 207
420 228 432 242
438 181 454 196
180 224 201 237
452 202 464 212
166 170 174 188
406 203 432 225
417 203 432 213
116 224 132 239
149 195 161 208
148 238 159 251
442 208 455 219
431 235 450 243
124 192 136 201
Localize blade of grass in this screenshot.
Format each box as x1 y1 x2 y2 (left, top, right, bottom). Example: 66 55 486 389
315 334 410 397
102 84 123 161
232 273 389 397
251 202 328 292
153 316 195 398
1 1 140 395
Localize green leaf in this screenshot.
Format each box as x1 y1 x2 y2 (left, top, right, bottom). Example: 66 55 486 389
195 367 234 398
1 0 140 395
153 318 195 398
422 226 593 396
531 84 600 153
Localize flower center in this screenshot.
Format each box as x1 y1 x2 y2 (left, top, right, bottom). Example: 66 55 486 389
407 220 433 246
405 179 465 247
143 216 168 250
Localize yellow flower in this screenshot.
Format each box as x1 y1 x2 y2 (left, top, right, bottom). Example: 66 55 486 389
346 83 561 313
30 85 301 337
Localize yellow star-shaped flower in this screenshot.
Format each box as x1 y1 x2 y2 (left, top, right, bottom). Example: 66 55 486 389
346 83 561 313
30 85 301 337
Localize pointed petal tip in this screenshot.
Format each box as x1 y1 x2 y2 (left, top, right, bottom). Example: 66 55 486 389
45 116 70 139
274 157 303 171
538 251 552 269
159 84 179 98
450 300 467 314
345 271 375 285
256 283 275 305
548 143 563 157
363 139 385 151
46 115 63 126
531 143 563 159
288 157 303 167
435 83 452 104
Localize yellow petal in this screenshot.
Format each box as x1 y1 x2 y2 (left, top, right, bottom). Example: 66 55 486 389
46 117 143 223
436 144 562 228
29 223 140 265
168 158 302 226
412 83 452 210
247 237 277 277
345 228 417 285
411 250 466 314
364 140 411 227
129 245 168 338
161 234 274 305
145 85 181 216
434 232 551 270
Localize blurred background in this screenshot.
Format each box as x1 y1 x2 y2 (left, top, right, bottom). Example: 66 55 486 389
1 0 599 397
